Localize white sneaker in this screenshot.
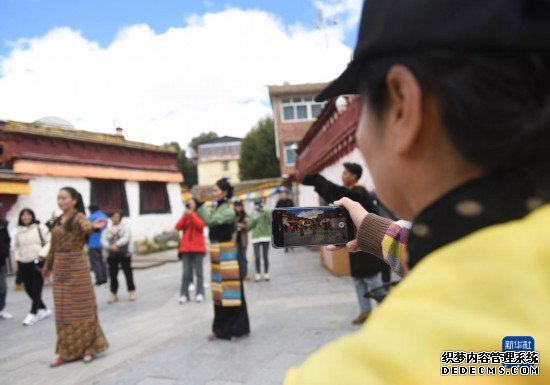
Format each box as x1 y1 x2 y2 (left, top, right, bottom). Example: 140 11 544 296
263 273 271 281
0 311 13 319
35 308 52 322
179 296 188 304
254 274 262 282
188 283 195 292
22 313 37 326
195 294 204 303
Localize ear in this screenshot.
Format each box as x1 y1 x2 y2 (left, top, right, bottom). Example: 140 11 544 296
384 65 423 154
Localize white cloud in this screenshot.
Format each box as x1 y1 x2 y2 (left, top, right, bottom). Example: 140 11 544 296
0 8 352 148
297 208 325 219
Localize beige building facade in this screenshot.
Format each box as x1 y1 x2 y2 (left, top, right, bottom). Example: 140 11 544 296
197 136 242 186
267 83 327 177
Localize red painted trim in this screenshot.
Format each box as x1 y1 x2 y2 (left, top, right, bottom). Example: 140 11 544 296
294 97 360 180
1 132 179 172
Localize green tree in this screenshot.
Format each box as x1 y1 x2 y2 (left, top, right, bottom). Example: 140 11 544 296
189 131 218 153
239 117 281 180
162 141 197 188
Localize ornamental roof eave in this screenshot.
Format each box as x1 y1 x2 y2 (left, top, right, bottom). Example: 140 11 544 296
1 121 178 154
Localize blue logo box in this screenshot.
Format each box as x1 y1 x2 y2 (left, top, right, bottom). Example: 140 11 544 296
502 336 535 367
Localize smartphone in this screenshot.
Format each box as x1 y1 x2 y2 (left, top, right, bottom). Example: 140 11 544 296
271 206 355 248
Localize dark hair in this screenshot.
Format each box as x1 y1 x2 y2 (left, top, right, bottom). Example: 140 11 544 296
110 210 123 220
18 208 38 227
216 178 234 199
343 162 363 179
58 187 86 231
359 51 550 170
185 198 199 210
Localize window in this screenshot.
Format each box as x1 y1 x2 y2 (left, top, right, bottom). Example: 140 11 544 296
283 106 295 120
284 141 299 166
139 182 171 214
281 96 326 122
90 179 129 216
311 103 324 118
222 160 229 171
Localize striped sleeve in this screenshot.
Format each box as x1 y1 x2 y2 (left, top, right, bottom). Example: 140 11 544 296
356 214 411 276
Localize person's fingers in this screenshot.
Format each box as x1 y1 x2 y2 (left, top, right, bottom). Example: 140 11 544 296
347 239 359 253
334 198 368 228
333 197 352 208
326 244 343 251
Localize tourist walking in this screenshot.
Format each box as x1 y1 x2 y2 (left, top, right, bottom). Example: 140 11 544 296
43 187 108 366
12 208 52 326
175 198 206 304
87 203 108 286
198 178 250 341
0 218 12 320
248 201 271 282
233 200 249 279
101 211 136 303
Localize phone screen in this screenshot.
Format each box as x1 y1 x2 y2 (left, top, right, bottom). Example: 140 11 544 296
271 206 355 248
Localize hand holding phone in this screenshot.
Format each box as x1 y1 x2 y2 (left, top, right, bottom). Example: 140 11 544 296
324 198 370 252
271 206 355 248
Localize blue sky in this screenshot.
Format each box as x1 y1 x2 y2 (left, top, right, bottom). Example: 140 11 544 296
0 0 359 56
0 0 360 146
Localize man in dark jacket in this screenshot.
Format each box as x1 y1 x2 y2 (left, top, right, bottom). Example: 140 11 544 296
275 190 294 208
0 218 12 319
276 190 295 253
302 163 391 324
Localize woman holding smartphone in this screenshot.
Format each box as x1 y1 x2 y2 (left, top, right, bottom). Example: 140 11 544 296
43 187 108 366
197 178 250 341
175 198 206 304
285 1 550 383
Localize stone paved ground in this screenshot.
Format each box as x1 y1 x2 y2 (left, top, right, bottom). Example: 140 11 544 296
0 247 364 385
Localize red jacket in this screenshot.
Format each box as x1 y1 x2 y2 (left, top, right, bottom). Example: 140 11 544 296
175 212 206 253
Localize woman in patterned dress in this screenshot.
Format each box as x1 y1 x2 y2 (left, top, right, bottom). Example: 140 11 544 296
197 178 250 341
42 187 109 367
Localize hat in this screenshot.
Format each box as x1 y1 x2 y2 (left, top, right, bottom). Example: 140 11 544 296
316 0 550 102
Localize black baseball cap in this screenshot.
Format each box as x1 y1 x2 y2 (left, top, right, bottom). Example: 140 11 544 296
316 0 550 102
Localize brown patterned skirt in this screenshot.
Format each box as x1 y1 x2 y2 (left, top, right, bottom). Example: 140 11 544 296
53 250 108 360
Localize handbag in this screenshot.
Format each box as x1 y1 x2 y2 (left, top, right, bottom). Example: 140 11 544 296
34 225 47 272
37 225 46 247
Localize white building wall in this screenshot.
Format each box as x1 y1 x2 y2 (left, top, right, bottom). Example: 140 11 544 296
297 148 374 208
123 181 184 241
7 177 184 244
6 176 90 236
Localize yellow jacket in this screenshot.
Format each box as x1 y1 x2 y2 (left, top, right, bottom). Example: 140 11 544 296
285 204 550 384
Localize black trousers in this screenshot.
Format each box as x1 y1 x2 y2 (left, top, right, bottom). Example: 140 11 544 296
253 242 270 274
18 261 46 314
108 253 136 294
